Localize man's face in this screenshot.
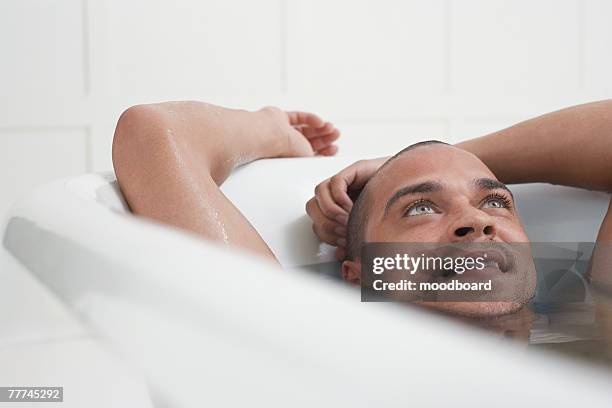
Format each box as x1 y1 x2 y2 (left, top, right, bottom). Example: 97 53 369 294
366 144 528 244
347 144 536 317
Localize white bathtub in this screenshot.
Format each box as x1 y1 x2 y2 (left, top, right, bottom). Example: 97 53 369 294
3 157 612 407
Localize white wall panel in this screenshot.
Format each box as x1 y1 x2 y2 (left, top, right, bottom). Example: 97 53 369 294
287 0 446 113
585 0 612 96
0 0 85 101
106 0 283 101
450 117 527 143
335 121 448 158
0 129 88 219
450 0 582 97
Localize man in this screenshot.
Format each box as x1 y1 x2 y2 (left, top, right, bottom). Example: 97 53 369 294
112 99 612 317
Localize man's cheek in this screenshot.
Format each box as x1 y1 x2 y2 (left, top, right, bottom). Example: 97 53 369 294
501 227 530 243
397 227 444 243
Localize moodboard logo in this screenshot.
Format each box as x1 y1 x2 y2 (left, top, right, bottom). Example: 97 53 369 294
360 242 592 306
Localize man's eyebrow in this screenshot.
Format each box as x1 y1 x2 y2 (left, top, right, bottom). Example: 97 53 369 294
473 178 514 199
384 181 443 215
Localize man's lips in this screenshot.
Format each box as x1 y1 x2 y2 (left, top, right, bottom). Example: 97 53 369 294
425 246 515 278
478 248 511 273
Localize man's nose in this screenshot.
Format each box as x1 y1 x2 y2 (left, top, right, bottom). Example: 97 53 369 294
448 209 497 242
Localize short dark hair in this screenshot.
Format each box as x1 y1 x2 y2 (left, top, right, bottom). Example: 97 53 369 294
345 140 449 261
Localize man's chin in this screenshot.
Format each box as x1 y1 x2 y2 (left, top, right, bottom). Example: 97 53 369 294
416 301 528 318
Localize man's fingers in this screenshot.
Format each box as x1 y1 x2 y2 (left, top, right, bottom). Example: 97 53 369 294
329 174 354 212
306 196 343 225
306 197 346 246
312 221 343 246
314 181 348 220
301 122 335 139
311 129 340 151
287 111 325 129
344 159 383 190
317 144 338 156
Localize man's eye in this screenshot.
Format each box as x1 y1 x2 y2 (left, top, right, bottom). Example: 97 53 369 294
406 203 436 216
482 197 507 209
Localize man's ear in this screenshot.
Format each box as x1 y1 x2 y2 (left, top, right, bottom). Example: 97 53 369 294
341 260 361 284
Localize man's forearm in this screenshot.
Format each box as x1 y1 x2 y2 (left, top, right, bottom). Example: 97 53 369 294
111 101 286 257
113 101 286 186
457 100 612 191
112 101 335 258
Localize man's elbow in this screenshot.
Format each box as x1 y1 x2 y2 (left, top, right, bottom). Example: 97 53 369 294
112 104 169 176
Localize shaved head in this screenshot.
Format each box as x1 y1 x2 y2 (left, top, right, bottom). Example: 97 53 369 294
346 140 448 260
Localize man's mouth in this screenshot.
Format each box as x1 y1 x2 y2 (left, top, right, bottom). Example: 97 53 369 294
480 249 510 273
483 259 501 271
427 246 514 280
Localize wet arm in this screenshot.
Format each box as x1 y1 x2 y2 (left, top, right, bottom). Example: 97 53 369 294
457 99 612 192
112 102 338 261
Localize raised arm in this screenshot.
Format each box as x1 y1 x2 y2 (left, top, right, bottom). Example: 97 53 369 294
112 101 339 262
456 99 612 192
457 100 612 306
456 100 612 247
307 100 612 259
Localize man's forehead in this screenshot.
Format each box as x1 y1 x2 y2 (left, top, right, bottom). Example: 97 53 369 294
382 144 491 176
371 145 497 197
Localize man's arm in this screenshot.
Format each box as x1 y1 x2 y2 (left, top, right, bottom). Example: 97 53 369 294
456 100 612 243
307 100 612 259
112 101 339 262
456 100 612 193
457 100 612 299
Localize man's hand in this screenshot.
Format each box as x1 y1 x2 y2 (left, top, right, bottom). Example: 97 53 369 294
306 157 388 260
262 107 341 158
